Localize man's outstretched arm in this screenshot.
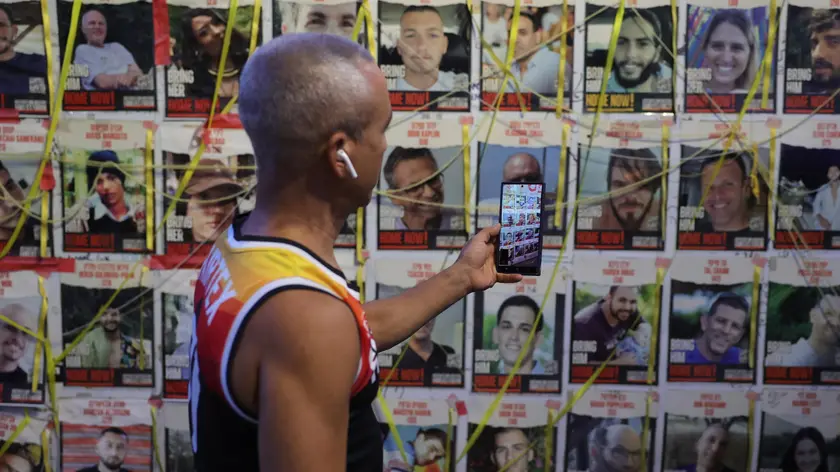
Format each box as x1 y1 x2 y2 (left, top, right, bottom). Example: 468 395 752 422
364 224 522 351
254 290 361 471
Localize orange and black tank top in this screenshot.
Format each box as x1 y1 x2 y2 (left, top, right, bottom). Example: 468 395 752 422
188 214 381 471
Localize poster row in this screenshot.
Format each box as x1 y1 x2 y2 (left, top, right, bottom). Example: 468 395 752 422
1 253 840 403
0 390 838 472
2 0 840 116
2 116 840 256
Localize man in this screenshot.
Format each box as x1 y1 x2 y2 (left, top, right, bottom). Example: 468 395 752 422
765 290 840 367
573 285 647 364
75 306 146 369
385 428 447 472
0 161 37 246
397 317 456 372
185 158 243 242
84 150 139 235
0 442 38 472
607 10 672 93
0 5 47 95
813 165 840 230
395 6 467 91
74 9 142 91
505 11 569 96
189 33 520 471
697 153 754 233
493 294 545 374
289 2 358 39
77 427 131 472
683 423 736 472
381 146 459 231
0 303 34 383
478 153 560 229
682 292 747 364
591 149 662 231
588 423 643 472
806 10 840 93
490 427 533 472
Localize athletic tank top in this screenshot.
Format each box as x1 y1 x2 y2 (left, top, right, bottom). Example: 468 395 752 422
188 215 382 471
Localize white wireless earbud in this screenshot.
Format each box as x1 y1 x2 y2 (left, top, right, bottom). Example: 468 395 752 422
337 149 359 179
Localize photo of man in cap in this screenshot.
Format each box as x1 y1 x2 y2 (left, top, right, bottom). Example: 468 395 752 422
185 158 244 242
84 150 140 234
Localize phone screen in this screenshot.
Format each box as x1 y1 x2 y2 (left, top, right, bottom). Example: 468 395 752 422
496 182 545 276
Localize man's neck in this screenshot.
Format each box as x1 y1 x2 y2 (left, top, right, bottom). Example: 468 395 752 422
99 462 120 472
697 338 723 363
104 329 121 342
408 337 434 360
401 212 437 230
516 53 536 76
713 215 749 232
107 200 129 220
0 359 18 373
404 69 439 91
0 49 15 62
508 358 534 374
600 303 619 327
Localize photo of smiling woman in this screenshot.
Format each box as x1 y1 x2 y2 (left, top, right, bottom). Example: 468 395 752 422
685 4 777 113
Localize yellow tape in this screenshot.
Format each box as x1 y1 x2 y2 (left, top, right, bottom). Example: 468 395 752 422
554 124 569 228
151 406 165 471
41 429 51 472
589 0 625 138
670 0 677 96
376 394 408 463
444 408 454 472
351 4 366 43
661 126 669 243
39 0 55 103
208 0 239 123
364 0 375 59
648 268 664 383
355 207 364 263
45 341 59 439
40 194 48 257
750 142 760 199
499 0 528 114
462 124 472 231
139 268 149 370
0 410 30 457
32 276 48 393
145 129 154 251
544 409 554 472
355 262 365 303
750 265 760 369
249 0 262 54
761 0 777 109
769 129 777 241
555 0 569 117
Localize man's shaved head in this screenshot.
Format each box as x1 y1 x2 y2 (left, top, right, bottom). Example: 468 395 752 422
239 33 378 179
503 153 542 182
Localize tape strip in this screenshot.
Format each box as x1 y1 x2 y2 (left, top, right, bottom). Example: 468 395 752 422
0 410 30 457
208 0 240 123
500 0 528 114
554 124 569 228
647 268 664 383
544 409 554 472
249 0 262 53
39 0 55 102
32 276 48 393
151 406 165 471
555 0 568 117
761 0 777 109
376 394 408 463
661 125 669 243
40 195 48 258
355 207 364 264
145 129 154 251
750 265 760 369
152 0 171 66
444 408 454 472
41 429 51 472
768 129 777 241
138 267 148 370
463 124 472 231
363 0 375 59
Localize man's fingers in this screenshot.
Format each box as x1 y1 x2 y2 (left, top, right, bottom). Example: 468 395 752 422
477 223 502 242
497 273 523 284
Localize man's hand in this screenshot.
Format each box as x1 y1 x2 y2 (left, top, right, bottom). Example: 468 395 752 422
453 223 522 292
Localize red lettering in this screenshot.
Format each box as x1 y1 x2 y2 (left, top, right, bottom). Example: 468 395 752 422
473 375 498 389
577 231 599 244
66 233 90 249
668 365 691 378
702 233 725 246
89 92 115 107
378 232 403 248
389 92 405 106
600 231 623 245
65 369 89 382
167 99 193 113
692 365 716 379
64 92 88 105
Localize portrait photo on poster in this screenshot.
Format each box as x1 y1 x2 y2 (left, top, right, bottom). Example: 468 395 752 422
160 270 197 399
378 399 456 472
575 145 665 250
496 182 545 276
378 144 467 250
0 1 50 115
662 415 750 472
378 1 471 112
0 408 49 472
565 390 656 472
272 0 368 47
668 280 755 383
0 157 51 258
163 152 255 258
0 275 45 404
479 2 575 111
684 3 777 113
165 403 194 472
60 266 154 388
758 390 840 472
677 145 769 251
164 0 262 118
57 0 156 112
583 3 674 113
784 5 840 114
472 270 564 394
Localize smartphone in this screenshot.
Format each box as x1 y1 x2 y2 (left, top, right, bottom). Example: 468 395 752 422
495 181 545 276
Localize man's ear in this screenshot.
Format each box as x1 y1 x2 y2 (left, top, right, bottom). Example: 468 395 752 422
326 131 355 178
699 314 708 333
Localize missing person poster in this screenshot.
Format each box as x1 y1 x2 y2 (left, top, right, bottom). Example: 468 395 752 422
160 269 197 399
677 119 770 251
467 397 557 472
576 118 666 250
0 1 49 115
570 255 660 385
662 389 751 472
0 120 51 257
378 0 471 112
377 398 456 472
0 271 45 404
784 2 840 114
669 254 757 383
684 0 778 113
272 0 365 46
0 408 49 472
59 262 154 388
765 256 840 386
479 1 575 111
473 258 565 394
160 123 255 258
758 389 840 471
56 119 152 255
583 0 675 113
57 0 156 112
164 0 261 118
378 117 468 250
475 117 567 249
774 117 840 249
375 256 464 388
566 389 657 472
60 398 153 472
164 402 194 472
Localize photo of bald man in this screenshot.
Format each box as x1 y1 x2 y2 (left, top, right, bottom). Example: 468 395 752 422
663 417 748 472
0 159 45 257
784 7 840 113
566 417 651 472
273 0 361 41
0 2 49 114
477 143 566 247
468 425 555 472
584 6 674 112
378 3 471 110
0 301 39 387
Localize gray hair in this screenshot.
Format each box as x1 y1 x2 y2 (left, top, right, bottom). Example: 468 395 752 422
238 33 376 178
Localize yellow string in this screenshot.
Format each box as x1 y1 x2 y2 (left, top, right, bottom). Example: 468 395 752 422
462 124 472 231
145 129 154 251
249 0 262 53
444 408 454 472
41 429 51 472
0 410 31 457
554 124 569 228
151 406 165 471
544 409 554 472
40 195 48 257
376 395 408 463
661 125 669 243
749 265 760 369
761 0 778 109
31 276 48 393
768 129 777 241
648 268 664 382
555 0 569 117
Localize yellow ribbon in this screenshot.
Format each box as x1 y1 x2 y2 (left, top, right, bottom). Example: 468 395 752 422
40 194 48 258
761 0 778 109
544 409 555 472
363 0 375 58
41 429 51 472
661 125 669 243
444 408 454 472
0 410 31 457
768 129 777 241
355 263 366 303
555 124 569 228
670 0 677 97
145 129 154 251
151 406 165 471
641 394 653 472
750 142 760 199
138 267 148 370
499 0 528 114
648 268 664 383
32 276 48 393
208 0 239 122
376 395 408 463
39 0 55 103
463 124 472 231
750 265 760 369
249 0 262 53
555 0 569 117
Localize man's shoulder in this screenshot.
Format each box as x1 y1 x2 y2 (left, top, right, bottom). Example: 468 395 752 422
573 301 600 323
